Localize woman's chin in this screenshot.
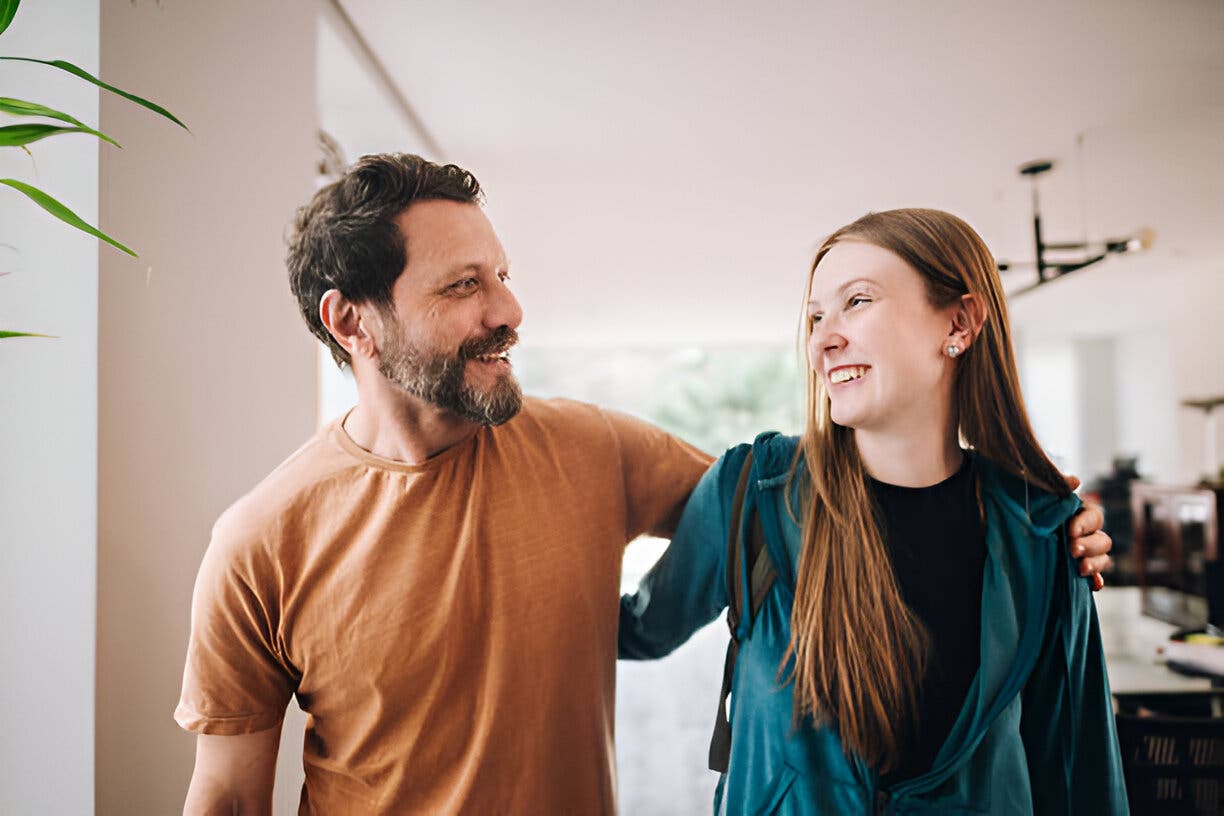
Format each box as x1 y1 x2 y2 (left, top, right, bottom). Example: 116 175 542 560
829 409 866 430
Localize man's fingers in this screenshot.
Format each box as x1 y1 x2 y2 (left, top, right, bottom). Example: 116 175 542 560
1064 474 1082 492
1091 573 1105 592
1070 503 1105 539
1071 529 1112 559
1079 554 1113 577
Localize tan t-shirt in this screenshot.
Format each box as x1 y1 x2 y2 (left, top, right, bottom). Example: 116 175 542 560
176 398 712 814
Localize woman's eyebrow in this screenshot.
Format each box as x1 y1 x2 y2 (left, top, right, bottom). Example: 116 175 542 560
809 277 879 307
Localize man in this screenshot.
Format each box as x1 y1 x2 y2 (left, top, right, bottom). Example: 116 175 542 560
177 154 1113 814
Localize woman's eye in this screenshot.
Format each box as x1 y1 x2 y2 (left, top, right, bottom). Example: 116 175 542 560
809 313 823 325
848 295 870 308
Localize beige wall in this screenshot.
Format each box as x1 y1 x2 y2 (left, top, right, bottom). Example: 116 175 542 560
97 1 318 813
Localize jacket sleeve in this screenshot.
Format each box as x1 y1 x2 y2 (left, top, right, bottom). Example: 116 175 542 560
617 446 746 660
1020 527 1130 814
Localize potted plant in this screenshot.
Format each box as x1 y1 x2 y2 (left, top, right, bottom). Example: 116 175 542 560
0 0 186 338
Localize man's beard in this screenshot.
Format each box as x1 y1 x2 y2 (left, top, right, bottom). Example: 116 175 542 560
377 323 523 426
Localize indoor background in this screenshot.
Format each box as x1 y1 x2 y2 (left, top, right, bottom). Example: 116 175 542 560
1 1 1222 813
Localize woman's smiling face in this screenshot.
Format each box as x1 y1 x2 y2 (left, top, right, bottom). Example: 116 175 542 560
806 240 958 432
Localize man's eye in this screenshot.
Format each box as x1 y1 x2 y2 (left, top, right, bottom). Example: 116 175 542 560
449 278 479 294
498 271 511 283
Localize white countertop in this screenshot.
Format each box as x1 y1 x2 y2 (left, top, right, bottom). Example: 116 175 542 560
1095 586 1215 693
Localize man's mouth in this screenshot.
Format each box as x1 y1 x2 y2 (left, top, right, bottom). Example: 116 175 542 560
462 326 519 369
828 365 869 384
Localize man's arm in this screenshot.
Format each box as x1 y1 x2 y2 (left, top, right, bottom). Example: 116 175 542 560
183 725 282 816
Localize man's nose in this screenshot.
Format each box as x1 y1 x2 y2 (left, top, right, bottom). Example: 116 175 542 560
485 278 523 331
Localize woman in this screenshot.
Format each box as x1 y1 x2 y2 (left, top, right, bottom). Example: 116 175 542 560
619 209 1128 814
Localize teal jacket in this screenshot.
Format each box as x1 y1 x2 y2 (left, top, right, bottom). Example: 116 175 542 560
619 433 1129 815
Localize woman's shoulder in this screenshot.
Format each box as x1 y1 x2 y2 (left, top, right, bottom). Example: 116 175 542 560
972 453 1081 534
707 432 800 479
699 433 802 513
748 431 802 481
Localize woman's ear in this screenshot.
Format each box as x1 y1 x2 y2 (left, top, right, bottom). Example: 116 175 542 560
320 289 378 361
947 293 988 354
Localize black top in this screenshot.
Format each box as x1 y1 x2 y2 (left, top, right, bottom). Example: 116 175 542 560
869 454 986 784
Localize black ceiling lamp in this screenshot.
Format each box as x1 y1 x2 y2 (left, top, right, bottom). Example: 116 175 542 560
998 159 1154 297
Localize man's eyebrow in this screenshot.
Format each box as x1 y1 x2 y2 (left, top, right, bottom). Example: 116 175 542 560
445 260 510 276
808 277 879 306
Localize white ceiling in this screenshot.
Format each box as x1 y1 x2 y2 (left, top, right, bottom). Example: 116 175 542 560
325 0 1224 346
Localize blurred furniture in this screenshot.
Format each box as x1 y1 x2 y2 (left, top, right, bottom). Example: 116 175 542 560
1131 483 1224 629
1090 456 1144 585
1114 690 1224 815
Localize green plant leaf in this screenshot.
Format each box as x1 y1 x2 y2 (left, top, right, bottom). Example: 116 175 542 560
0 330 55 339
0 0 19 38
0 56 188 131
0 122 118 148
0 97 121 147
0 178 136 256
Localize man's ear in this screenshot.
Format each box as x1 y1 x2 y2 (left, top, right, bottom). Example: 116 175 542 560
320 289 378 361
949 293 988 352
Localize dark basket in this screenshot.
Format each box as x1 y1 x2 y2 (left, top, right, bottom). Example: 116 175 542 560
1114 690 1224 815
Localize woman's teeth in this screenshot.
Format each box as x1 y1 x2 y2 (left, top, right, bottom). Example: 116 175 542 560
830 366 868 384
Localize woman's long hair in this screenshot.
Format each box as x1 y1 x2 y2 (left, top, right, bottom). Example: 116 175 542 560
784 208 1069 772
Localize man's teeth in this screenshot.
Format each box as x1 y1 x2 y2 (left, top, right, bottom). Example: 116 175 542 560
476 352 508 362
830 366 868 384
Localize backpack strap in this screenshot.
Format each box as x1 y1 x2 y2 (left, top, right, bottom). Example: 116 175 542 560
708 450 777 773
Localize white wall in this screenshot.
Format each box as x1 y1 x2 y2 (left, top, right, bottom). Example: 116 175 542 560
0 2 99 813
1074 337 1120 482
97 1 318 813
1113 328 1177 483
1019 327 1199 488
313 3 434 429
1018 307 1222 490
1019 338 1080 475
1172 274 1224 483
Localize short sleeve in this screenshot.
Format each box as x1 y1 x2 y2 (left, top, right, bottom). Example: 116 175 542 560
619 446 744 659
174 511 296 735
598 408 713 540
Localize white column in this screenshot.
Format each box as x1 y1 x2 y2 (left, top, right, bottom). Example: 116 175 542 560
0 3 100 813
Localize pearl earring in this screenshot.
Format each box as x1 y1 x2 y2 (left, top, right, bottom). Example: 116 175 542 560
946 345 961 358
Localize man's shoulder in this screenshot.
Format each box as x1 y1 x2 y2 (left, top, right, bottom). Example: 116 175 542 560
505 396 636 442
514 395 607 425
211 421 357 554
509 397 699 451
499 397 709 473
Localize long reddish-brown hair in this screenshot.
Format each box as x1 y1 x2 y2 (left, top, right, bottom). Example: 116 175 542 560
785 208 1068 771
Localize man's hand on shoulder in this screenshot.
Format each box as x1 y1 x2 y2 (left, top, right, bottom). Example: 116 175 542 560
1064 474 1113 591
183 725 282 816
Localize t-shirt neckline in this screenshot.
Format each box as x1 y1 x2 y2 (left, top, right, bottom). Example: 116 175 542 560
330 407 482 473
867 451 972 494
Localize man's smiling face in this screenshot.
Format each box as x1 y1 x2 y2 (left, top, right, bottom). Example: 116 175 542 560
374 199 524 426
